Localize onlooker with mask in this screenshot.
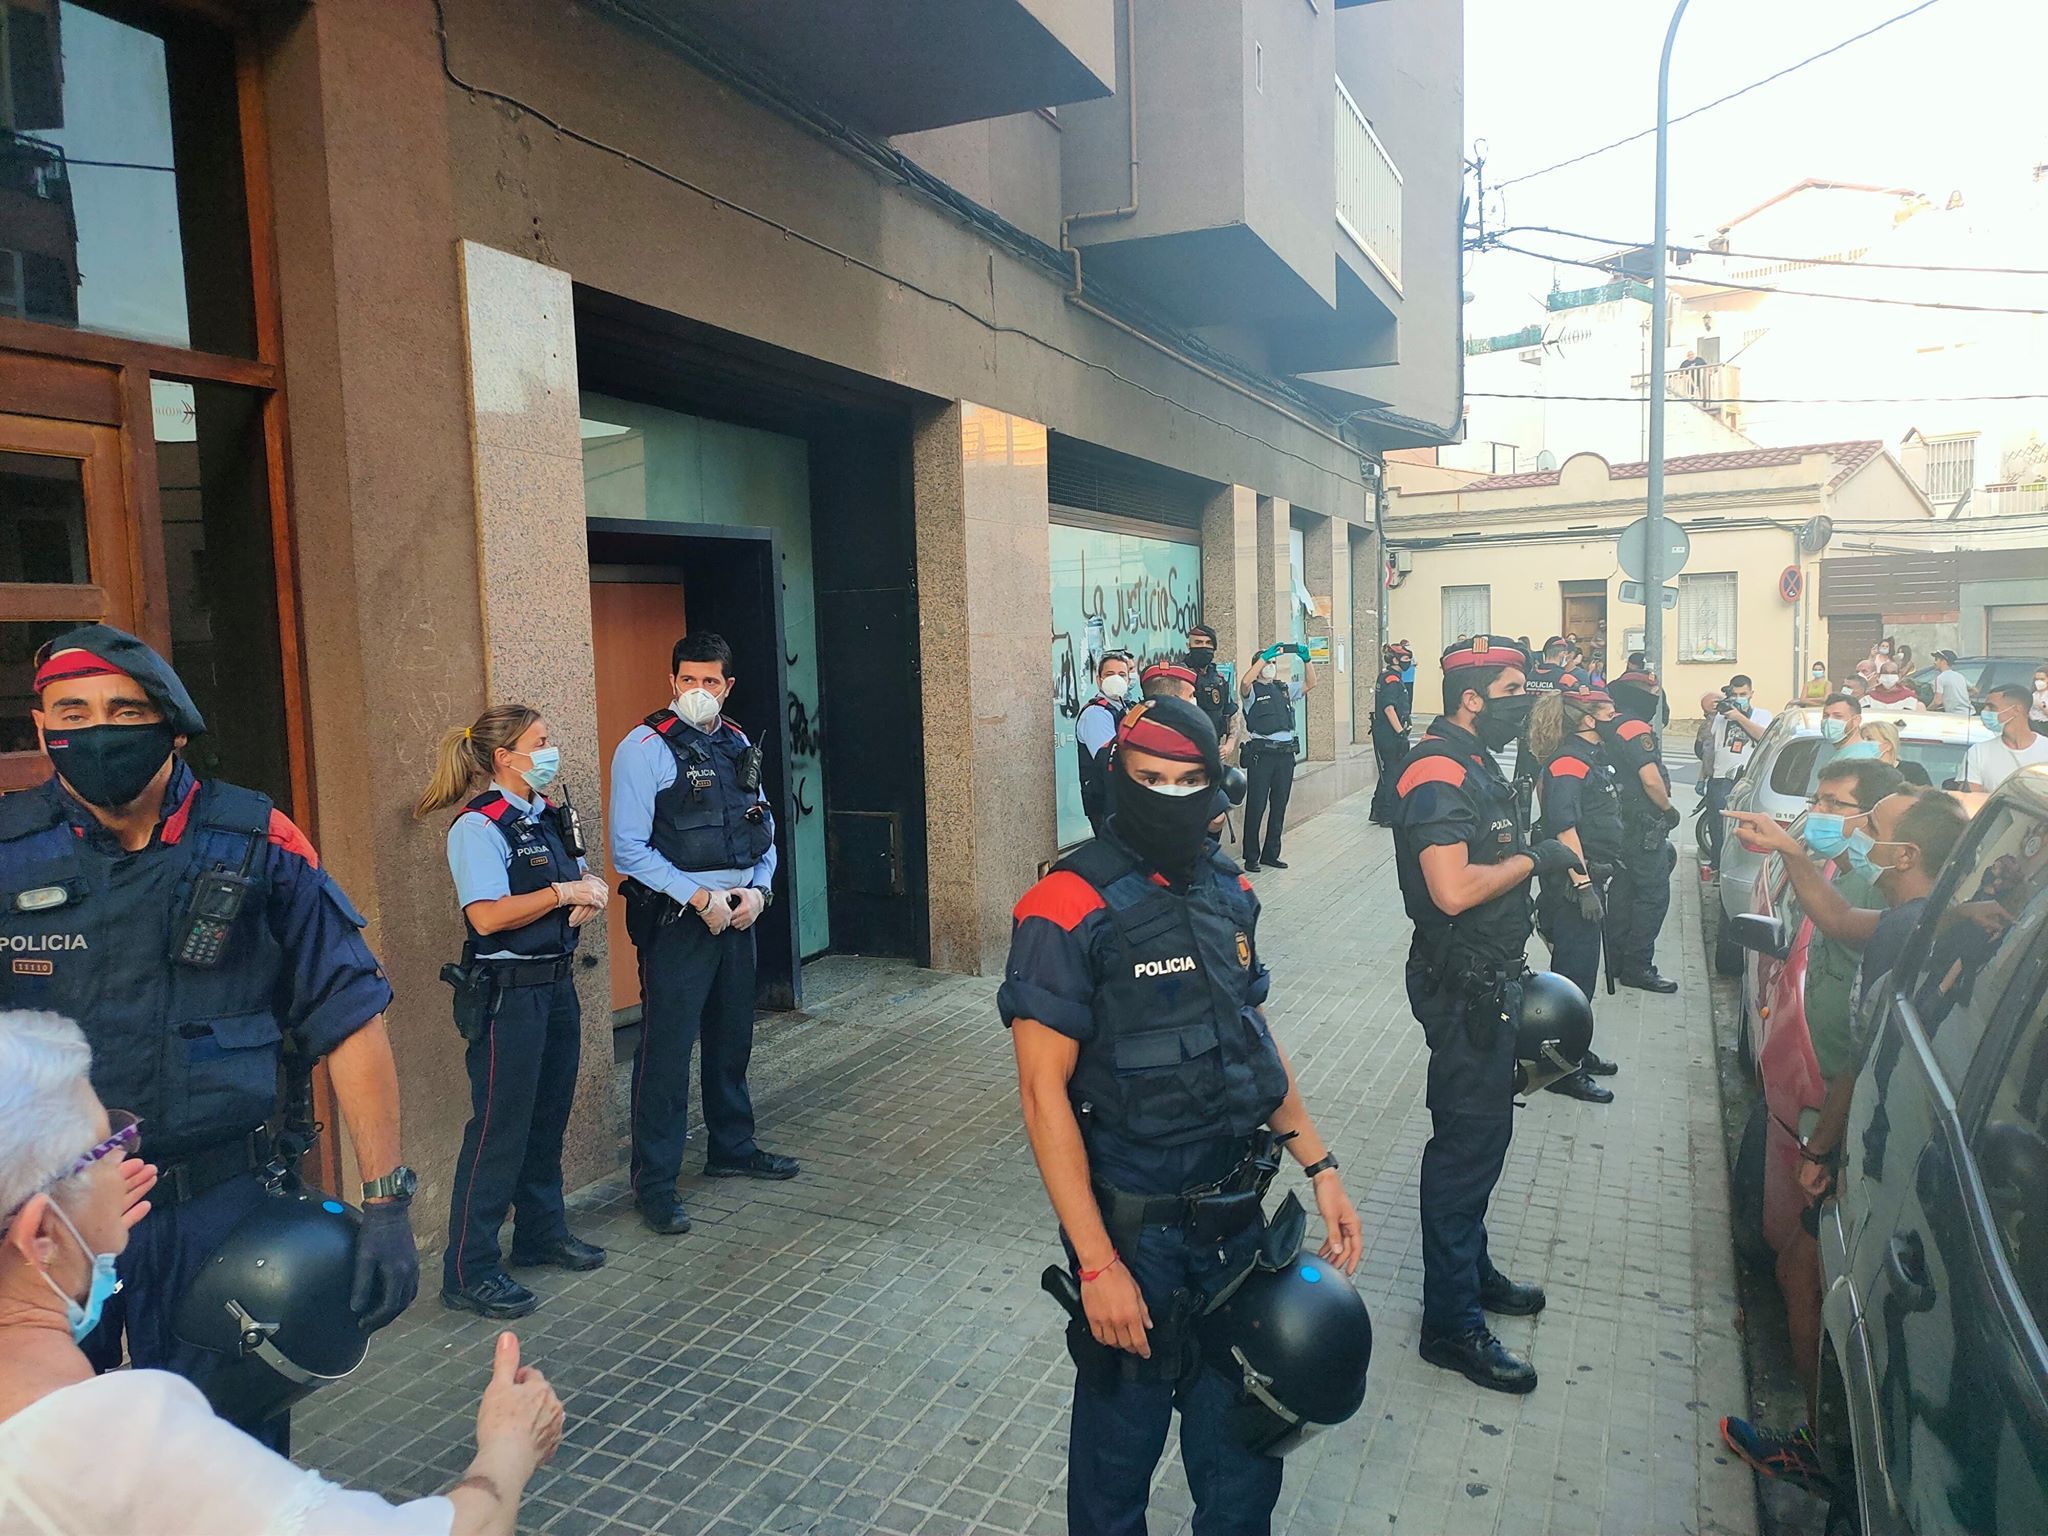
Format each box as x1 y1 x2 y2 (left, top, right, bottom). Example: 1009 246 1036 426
1700 675 1772 869
1959 684 2048 792
1799 663 1830 704
1926 650 1972 714
1718 786 1968 1496
1841 675 1869 706
1855 637 1897 682
2030 665 2048 727
0 1011 567 1536
1856 719 1902 766
1817 692 1861 755
1075 653 1134 839
1865 661 1919 708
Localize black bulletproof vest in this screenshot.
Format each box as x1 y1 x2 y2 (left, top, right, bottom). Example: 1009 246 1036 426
1536 736 1624 866
459 791 581 958
644 711 775 874
1373 674 1407 736
1244 680 1295 737
1394 728 1533 966
0 777 288 1160
1075 696 1125 821
1057 839 1291 1149
1192 665 1234 737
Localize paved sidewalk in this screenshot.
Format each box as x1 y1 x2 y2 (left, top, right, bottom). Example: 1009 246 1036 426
300 788 1757 1535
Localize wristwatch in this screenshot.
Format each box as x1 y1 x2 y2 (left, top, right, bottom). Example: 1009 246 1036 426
362 1166 419 1203
1301 1153 1340 1181
753 886 776 909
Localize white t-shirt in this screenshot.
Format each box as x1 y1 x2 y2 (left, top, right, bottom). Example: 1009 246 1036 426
0 1371 455 1536
1709 703 1773 781
1928 668 1973 714
1962 732 2048 793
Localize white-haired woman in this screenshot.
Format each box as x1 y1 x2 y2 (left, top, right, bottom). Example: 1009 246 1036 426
0 1011 564 1535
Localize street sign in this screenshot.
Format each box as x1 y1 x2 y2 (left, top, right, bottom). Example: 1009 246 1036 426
1617 517 1691 582
1619 580 1678 610
1778 566 1804 603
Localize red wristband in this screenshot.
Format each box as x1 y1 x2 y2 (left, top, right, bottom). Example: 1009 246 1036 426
1077 1255 1123 1284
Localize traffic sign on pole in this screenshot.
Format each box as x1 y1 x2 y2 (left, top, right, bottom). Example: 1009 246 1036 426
1617 517 1691 583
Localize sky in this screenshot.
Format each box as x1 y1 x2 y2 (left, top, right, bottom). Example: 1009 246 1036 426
1461 0 2048 337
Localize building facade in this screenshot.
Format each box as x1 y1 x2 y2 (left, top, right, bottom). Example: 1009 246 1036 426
0 0 1463 1234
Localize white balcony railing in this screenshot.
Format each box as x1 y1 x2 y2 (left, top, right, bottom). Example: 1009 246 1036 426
1335 78 1402 289
1983 482 2048 516
1629 361 1742 422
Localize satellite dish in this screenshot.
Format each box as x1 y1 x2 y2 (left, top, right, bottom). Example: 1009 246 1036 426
1799 514 1834 554
1534 450 1558 471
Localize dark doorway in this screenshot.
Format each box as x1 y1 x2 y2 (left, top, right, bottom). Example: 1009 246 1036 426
588 519 802 1012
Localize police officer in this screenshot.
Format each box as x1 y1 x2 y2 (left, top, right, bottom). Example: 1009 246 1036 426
1239 642 1313 872
1184 623 1238 751
1394 635 1585 1393
1002 695 1363 1532
611 632 799 1237
1603 671 1683 993
416 704 610 1318
1528 684 1626 1103
1369 644 1413 826
0 625 418 1445
1075 652 1134 839
1512 637 1576 827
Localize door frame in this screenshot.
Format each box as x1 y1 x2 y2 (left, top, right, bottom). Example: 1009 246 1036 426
586 517 802 1012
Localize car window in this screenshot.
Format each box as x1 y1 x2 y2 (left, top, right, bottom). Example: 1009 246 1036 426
1967 962 2048 1325
1985 660 2040 694
1898 738 1971 790
1771 737 1823 796
1915 801 2048 1083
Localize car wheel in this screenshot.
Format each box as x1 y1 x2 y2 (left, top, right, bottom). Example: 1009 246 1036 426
1732 1099 1774 1273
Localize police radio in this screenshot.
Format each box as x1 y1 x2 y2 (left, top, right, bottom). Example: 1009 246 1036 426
553 783 587 861
172 832 262 969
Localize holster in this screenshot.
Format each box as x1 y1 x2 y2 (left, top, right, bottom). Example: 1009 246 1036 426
440 956 495 1042
621 877 680 951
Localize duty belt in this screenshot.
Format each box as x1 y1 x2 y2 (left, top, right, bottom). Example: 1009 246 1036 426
154 1128 274 1209
478 954 574 989
1091 1131 1290 1249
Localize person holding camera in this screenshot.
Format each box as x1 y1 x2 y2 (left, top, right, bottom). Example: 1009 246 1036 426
417 705 609 1319
1700 675 1772 871
610 633 800 1239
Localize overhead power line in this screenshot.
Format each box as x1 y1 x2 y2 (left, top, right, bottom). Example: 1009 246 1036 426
1494 0 1945 191
1466 391 2048 404
1484 238 2048 315
1482 224 2048 279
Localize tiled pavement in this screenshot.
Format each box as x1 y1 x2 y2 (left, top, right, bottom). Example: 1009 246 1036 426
299 788 1758 1535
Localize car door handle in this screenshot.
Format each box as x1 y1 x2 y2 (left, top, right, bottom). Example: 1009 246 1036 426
1886 1231 1937 1313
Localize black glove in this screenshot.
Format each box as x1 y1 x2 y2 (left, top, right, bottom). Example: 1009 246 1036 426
1574 880 1605 923
351 1196 420 1331
1660 804 1683 831
1528 839 1585 879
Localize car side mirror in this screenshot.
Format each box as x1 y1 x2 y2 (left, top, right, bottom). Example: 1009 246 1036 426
1729 912 1791 960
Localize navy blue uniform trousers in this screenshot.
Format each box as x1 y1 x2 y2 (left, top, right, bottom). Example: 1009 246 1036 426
1067 1219 1281 1535
445 971 580 1289
1241 743 1296 863
1369 726 1408 822
1605 836 1675 976
1545 882 1605 1002
631 913 758 1203
1409 961 1519 1339
82 1168 288 1449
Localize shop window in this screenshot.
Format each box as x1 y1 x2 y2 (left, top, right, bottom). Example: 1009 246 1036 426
1678 572 1737 663
1441 583 1490 643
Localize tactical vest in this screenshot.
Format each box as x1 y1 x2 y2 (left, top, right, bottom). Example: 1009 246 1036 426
643 710 775 874
1055 839 1291 1149
1373 674 1407 737
1606 718 1671 824
0 776 289 1161
1243 680 1295 737
1193 666 1234 737
1075 696 1125 822
1536 737 1624 867
1394 729 1533 966
458 790 581 958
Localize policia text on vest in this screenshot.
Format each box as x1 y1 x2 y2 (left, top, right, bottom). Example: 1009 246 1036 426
1001 695 1366 1531
3 624 417 1445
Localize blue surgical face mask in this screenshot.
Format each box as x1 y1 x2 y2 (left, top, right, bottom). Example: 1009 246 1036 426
1844 829 1881 877
1980 708 2005 733
1833 741 1883 762
1820 717 1848 744
39 1197 120 1344
517 745 561 792
1802 812 1850 858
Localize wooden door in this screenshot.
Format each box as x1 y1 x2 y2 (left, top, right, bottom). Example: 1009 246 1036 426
590 577 688 1016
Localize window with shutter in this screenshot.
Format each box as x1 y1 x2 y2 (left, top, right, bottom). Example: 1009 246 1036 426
1678 572 1738 663
1441 584 1491 643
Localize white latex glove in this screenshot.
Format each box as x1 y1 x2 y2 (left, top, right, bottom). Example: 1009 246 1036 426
568 904 598 929
571 875 610 911
695 891 732 935
729 887 766 932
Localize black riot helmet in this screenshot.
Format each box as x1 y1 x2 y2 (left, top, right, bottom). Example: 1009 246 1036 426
1198 1249 1374 1456
173 1187 369 1424
1514 971 1595 1093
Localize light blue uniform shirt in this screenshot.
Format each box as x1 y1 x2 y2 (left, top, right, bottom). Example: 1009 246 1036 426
609 719 778 906
447 785 587 960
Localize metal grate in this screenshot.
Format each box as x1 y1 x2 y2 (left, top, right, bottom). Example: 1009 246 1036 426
1923 434 1976 503
1047 438 1213 530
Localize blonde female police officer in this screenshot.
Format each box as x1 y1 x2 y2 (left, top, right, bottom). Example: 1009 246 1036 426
419 706 610 1318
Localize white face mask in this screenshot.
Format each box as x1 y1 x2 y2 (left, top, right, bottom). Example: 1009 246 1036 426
1101 673 1130 701
674 687 723 728
1878 673 1899 688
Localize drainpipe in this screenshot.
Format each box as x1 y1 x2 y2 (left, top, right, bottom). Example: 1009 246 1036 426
1060 0 1141 297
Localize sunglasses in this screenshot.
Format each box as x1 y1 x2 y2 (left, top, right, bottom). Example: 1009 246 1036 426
2 1110 141 1226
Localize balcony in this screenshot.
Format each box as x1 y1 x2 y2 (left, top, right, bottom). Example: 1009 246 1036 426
1335 78 1400 288
1631 361 1743 425
651 0 1115 135
1983 482 2048 516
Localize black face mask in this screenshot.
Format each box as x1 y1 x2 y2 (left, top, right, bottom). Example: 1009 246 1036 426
1472 693 1532 752
1110 771 1216 882
1593 717 1626 748
44 721 177 810
1185 649 1215 671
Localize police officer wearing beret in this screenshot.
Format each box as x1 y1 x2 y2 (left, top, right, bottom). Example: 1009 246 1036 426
416 704 611 1318
611 632 799 1238
1394 635 1587 1393
1602 670 1682 993
1002 694 1363 1532
1369 644 1413 826
0 625 418 1445
1184 623 1239 751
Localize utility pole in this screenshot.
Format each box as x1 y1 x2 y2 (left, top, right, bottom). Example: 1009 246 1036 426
1644 0 1691 679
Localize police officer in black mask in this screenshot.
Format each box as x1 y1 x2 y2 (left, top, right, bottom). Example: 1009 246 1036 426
1001 695 1363 1531
1183 623 1238 753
